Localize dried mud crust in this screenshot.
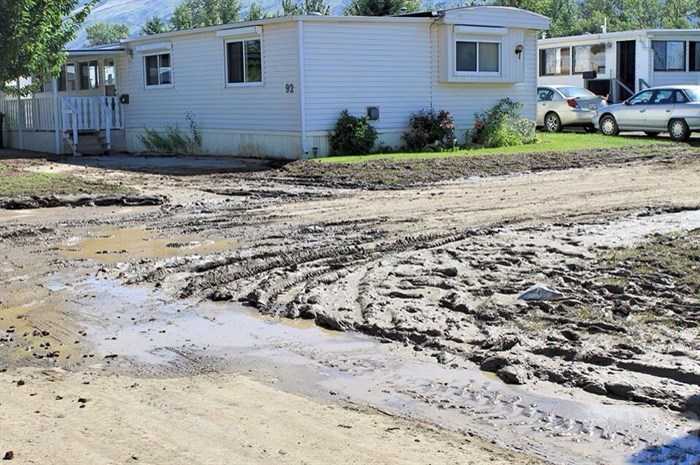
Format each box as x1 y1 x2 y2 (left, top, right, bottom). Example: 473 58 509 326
274 145 699 188
117 219 700 414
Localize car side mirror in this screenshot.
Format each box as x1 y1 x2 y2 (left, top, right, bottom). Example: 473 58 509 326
623 100 630 106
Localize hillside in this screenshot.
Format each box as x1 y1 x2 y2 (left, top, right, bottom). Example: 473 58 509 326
69 0 357 48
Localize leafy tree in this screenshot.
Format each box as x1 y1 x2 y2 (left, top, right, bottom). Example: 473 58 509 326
661 0 694 28
141 16 173 35
488 0 550 16
344 0 421 16
86 22 131 46
245 2 269 20
620 0 662 29
280 0 331 15
0 0 96 96
171 0 242 30
546 0 582 37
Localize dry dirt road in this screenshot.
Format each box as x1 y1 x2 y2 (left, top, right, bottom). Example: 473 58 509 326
1 149 699 464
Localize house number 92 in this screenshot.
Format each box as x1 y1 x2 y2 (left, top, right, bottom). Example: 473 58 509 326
285 83 294 93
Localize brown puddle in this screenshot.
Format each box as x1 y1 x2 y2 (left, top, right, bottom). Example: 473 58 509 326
60 226 239 263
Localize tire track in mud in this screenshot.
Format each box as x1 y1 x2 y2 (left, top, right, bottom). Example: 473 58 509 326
119 213 700 414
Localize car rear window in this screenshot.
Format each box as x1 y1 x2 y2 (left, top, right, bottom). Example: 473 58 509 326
558 87 596 98
684 88 700 101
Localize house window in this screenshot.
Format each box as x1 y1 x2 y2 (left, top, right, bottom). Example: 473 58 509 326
539 47 571 76
689 42 700 72
572 44 606 74
145 53 172 87
652 41 685 71
226 39 262 84
79 60 100 89
456 41 500 73
58 63 77 92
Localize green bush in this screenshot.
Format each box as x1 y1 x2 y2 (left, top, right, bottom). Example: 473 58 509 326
468 99 536 148
328 110 378 156
402 109 455 151
139 111 203 154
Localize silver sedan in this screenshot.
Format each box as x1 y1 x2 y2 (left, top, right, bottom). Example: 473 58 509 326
594 85 700 141
537 86 608 132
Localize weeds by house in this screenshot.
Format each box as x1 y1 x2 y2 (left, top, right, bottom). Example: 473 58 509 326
139 111 203 154
468 98 536 148
402 109 456 151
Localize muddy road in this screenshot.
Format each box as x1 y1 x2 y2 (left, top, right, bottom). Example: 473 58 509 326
1 149 700 464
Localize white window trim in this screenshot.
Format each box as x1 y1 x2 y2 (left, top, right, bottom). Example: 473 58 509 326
143 52 174 89
454 38 502 76
223 34 264 88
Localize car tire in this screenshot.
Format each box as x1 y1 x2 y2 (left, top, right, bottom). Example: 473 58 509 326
668 119 690 142
644 131 659 138
544 112 563 133
599 115 619 136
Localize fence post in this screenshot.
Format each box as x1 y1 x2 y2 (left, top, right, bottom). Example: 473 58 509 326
53 79 61 154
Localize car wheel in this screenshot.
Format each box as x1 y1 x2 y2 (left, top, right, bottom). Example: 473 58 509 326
544 112 563 133
668 119 690 142
644 131 659 138
599 114 619 136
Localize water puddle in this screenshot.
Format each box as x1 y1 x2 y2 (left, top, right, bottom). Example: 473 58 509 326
579 210 700 248
50 273 698 465
60 227 239 263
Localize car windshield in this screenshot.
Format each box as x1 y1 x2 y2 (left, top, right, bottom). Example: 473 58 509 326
683 88 700 101
558 87 596 98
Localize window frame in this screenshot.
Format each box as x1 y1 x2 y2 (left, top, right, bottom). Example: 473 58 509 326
143 52 173 89
224 35 263 87
58 63 77 92
652 40 686 72
78 60 100 90
454 39 501 76
539 47 571 77
571 43 606 75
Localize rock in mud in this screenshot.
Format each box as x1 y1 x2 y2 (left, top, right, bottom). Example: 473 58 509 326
480 355 509 372
497 365 530 385
2 451 14 460
518 284 564 301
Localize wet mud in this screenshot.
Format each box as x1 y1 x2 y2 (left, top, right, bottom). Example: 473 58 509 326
0 194 166 210
2 151 700 464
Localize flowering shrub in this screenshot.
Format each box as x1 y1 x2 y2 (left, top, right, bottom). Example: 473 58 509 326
329 109 378 155
468 99 535 148
402 109 456 151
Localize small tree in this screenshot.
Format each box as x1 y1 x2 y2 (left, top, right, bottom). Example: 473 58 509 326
280 0 331 15
86 22 131 46
0 0 96 96
171 0 242 30
344 0 421 16
245 2 269 20
141 16 173 35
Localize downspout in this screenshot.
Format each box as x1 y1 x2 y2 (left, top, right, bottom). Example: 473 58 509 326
53 79 61 154
297 19 308 157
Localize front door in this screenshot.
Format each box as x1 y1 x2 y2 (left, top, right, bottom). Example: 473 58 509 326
616 40 636 101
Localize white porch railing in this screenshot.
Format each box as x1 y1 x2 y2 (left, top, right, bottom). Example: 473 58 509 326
1 95 122 155
60 97 122 155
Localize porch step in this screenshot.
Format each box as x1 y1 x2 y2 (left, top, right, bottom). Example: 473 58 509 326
73 131 110 155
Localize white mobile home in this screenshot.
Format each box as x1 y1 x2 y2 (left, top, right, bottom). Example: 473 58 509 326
1 7 549 158
538 30 700 102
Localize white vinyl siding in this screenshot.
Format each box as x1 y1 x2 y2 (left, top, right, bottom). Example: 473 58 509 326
302 21 430 134
124 23 300 138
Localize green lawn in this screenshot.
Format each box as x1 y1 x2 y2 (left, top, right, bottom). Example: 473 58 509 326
0 171 134 197
317 132 669 164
